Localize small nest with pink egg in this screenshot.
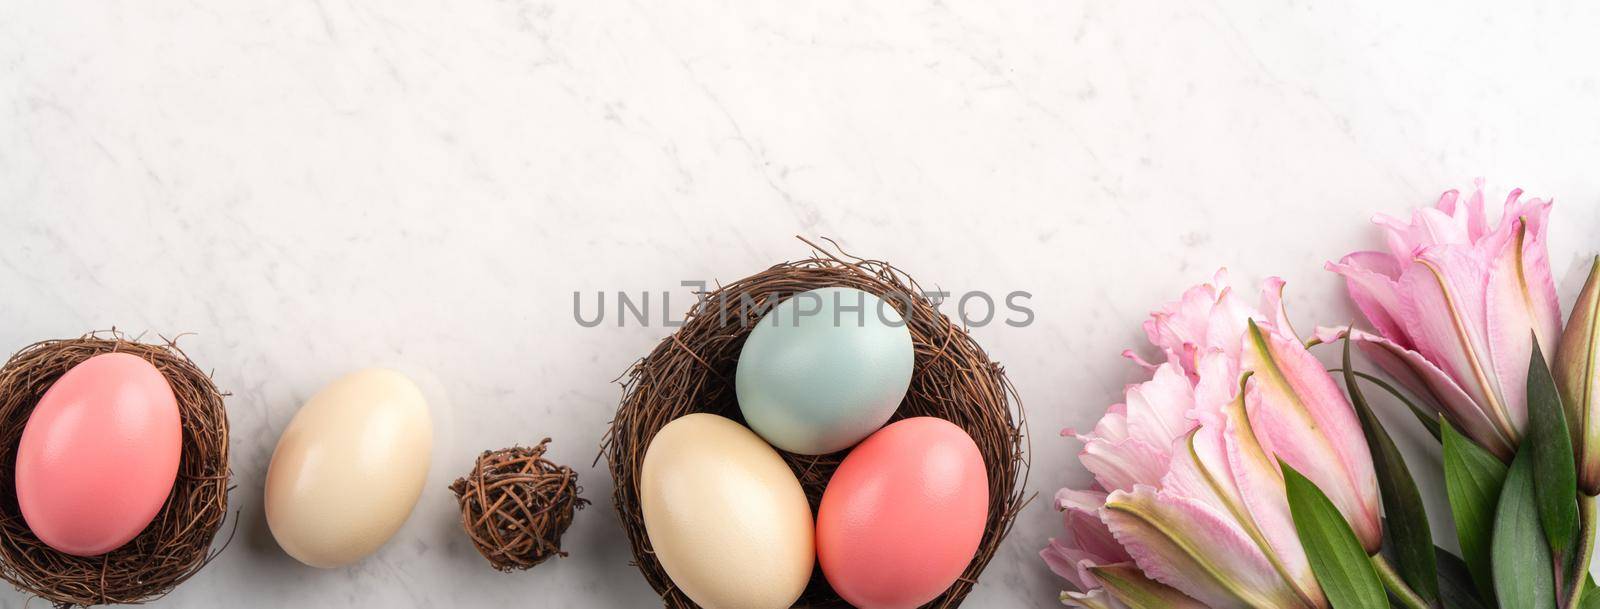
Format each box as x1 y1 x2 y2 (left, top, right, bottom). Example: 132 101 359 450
601 238 1030 608
0 333 231 608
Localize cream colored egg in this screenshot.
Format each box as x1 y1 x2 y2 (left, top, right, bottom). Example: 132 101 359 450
641 413 814 609
265 368 432 568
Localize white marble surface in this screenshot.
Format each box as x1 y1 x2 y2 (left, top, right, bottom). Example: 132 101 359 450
4 1 1600 607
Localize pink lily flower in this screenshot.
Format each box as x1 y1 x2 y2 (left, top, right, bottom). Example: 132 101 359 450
1324 181 1560 459
1043 271 1380 608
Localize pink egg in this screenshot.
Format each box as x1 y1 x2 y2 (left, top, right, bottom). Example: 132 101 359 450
15 353 183 556
817 417 988 609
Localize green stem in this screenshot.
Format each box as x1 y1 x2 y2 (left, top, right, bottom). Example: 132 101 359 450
1567 495 1599 609
1371 554 1432 609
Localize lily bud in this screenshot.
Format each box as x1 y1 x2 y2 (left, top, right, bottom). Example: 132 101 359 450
1555 256 1600 496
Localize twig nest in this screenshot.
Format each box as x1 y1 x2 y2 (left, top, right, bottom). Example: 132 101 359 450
0 334 231 607
603 242 1029 608
450 439 589 572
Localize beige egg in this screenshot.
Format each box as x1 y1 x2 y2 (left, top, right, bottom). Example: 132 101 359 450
641 413 814 609
265 368 432 568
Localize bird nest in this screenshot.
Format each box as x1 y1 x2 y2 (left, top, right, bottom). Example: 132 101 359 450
0 334 231 607
450 439 589 572
601 242 1030 608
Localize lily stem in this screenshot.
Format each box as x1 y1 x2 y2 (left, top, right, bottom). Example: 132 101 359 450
1566 494 1599 609
1371 554 1431 609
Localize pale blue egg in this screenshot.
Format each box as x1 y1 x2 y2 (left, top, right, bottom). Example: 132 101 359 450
736 287 915 455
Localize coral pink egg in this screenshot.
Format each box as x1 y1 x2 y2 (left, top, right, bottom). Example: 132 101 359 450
15 353 183 556
816 417 988 609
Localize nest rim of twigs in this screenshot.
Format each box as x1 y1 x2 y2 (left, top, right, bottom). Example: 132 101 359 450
0 332 232 608
602 238 1031 608
450 438 589 573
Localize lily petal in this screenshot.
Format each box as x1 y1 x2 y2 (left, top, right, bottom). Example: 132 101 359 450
1508 196 1562 349
1398 245 1515 442
1043 537 1107 591
1102 486 1310 609
1316 325 1513 459
1240 322 1383 552
1326 252 1413 350
1057 491 1131 565
1217 401 1325 607
1257 276 1299 342
1123 361 1199 450
1058 488 1111 513
1080 436 1170 492
1483 219 1539 433
1160 415 1325 607
1062 588 1125 609
1090 563 1210 609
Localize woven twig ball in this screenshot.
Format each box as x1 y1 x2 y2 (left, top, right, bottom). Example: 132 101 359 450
450 439 589 572
0 333 232 607
602 239 1029 608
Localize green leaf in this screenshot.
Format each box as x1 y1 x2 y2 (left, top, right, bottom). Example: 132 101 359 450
1359 370 1444 443
1434 547 1491 609
1527 338 1580 557
1282 461 1387 609
1445 418 1511 601
1332 366 1445 442
1492 444 1557 609
1342 338 1438 601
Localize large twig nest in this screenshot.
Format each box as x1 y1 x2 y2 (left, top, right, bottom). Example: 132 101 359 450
602 240 1030 608
0 334 231 607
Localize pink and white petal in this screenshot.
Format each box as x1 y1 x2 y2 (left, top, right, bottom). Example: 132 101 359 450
1374 203 1471 259
1062 588 1125 609
1123 361 1199 448
1325 326 1516 458
1059 488 1111 513
1484 220 1539 435
1418 204 1474 247
1102 486 1309 609
1462 181 1489 240
1257 276 1299 342
1065 503 1132 564
1043 537 1111 591
1163 408 1307 593
1397 247 1509 434
1327 253 1414 350
1081 437 1170 492
1435 184 1491 241
1048 488 1135 594
1145 277 1227 365
1089 404 1131 443
1372 212 1418 261
1160 428 1233 514
1512 197 1562 354
1123 349 1161 372
1241 326 1383 552
1042 538 1095 589
1191 349 1241 417
1090 563 1211 609
1205 285 1258 360
1216 398 1323 606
